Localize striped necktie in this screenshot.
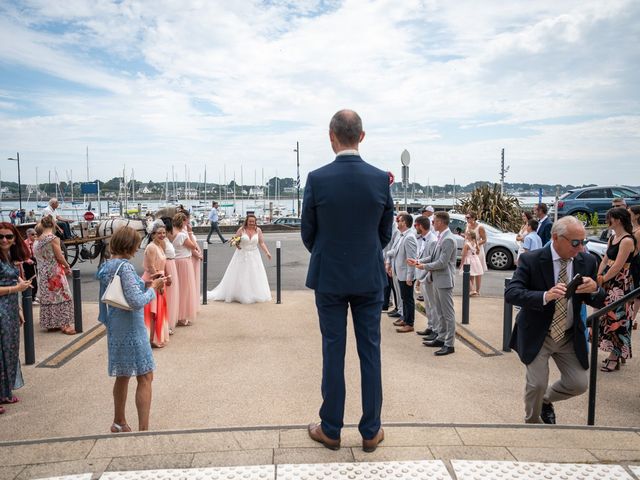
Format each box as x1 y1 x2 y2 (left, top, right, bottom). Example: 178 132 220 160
549 259 569 342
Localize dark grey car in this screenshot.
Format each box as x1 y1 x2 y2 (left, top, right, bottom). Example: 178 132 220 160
552 185 640 222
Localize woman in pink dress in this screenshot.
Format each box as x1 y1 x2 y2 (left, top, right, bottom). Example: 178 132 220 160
459 230 485 296
465 211 488 294
171 213 199 326
142 221 170 348
161 217 180 334
182 211 203 306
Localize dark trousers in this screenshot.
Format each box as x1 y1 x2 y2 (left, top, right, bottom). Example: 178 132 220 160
206 222 226 243
58 221 72 239
382 274 397 310
23 261 38 300
315 291 383 440
398 281 415 326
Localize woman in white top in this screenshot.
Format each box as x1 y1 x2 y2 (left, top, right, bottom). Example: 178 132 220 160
171 213 198 326
161 217 180 333
208 214 272 304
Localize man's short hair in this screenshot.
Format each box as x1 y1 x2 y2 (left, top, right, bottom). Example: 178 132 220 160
434 211 450 225
528 219 539 231
329 109 363 145
551 215 582 236
398 213 413 228
49 197 58 206
612 197 627 207
537 203 548 215
414 216 430 231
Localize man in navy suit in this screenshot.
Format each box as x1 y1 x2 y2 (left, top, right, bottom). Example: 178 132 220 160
506 216 605 424
302 109 393 453
534 203 553 245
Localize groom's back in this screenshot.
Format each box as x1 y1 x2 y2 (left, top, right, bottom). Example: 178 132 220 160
302 155 393 295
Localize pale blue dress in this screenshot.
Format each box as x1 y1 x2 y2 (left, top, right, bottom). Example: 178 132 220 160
97 259 156 377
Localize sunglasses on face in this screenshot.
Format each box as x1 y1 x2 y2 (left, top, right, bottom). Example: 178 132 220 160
0 234 15 240
560 235 587 247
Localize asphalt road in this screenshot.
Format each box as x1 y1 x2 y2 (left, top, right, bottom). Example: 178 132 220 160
69 232 515 301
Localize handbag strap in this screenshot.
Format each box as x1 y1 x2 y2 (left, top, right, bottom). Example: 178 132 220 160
113 260 128 277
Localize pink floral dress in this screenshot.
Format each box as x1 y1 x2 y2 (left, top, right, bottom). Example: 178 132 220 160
33 234 73 329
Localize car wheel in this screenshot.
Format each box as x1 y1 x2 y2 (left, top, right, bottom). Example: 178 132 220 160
487 247 513 270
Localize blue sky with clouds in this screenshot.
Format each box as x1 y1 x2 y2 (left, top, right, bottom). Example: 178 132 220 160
0 0 638 187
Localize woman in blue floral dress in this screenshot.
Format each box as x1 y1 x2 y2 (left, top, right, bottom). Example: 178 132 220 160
97 227 165 432
0 222 33 414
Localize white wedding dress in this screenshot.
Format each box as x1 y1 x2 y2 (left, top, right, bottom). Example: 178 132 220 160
207 233 272 304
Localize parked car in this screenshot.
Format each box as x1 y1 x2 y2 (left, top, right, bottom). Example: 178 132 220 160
272 217 301 227
585 238 607 266
446 213 519 270
550 185 640 223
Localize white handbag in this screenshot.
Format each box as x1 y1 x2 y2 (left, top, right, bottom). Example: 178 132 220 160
101 261 133 311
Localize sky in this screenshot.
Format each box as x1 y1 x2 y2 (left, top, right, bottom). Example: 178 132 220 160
0 0 638 188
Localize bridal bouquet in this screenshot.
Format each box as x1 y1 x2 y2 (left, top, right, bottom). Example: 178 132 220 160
229 235 242 249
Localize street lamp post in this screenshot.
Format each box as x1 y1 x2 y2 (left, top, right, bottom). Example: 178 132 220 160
7 152 22 214
294 142 300 217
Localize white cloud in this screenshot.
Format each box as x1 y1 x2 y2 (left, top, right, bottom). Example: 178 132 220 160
0 0 638 187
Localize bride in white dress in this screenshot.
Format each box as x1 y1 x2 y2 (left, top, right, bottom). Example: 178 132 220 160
207 214 272 304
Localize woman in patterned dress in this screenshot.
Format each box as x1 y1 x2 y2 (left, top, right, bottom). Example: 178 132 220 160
0 222 32 413
465 211 488 294
97 227 165 432
597 207 637 372
33 215 75 335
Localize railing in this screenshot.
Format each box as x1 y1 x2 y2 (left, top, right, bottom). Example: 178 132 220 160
587 286 640 425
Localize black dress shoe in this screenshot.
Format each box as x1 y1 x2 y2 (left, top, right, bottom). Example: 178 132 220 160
434 346 455 356
424 333 438 342
540 402 556 424
423 339 444 347
416 328 434 336
382 306 390 312
388 311 401 318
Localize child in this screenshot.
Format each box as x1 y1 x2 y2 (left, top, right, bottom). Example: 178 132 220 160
459 230 484 296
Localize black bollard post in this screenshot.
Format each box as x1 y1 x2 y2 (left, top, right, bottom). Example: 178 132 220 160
588 315 600 426
462 263 470 324
202 241 208 305
21 287 36 365
276 241 281 304
502 277 513 352
72 268 83 334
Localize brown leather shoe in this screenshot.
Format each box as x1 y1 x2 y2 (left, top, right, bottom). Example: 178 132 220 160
396 325 414 333
393 319 406 326
307 423 340 450
362 428 384 452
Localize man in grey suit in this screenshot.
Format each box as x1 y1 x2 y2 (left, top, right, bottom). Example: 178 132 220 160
386 213 417 333
385 217 403 319
410 211 457 355
412 216 439 338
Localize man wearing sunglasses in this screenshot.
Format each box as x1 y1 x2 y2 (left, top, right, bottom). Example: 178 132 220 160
506 216 606 425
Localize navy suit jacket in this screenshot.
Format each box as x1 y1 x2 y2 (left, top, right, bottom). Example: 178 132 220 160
505 245 606 369
301 154 394 295
537 217 553 245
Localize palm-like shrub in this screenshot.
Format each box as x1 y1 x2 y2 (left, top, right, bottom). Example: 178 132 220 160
457 184 522 232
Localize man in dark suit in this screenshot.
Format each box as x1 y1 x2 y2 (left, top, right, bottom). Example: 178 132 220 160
534 203 553 245
506 216 606 424
302 109 393 453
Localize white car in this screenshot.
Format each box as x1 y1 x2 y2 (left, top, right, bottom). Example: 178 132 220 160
585 239 607 264
447 213 519 270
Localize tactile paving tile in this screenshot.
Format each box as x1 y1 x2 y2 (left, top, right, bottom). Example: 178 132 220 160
452 460 633 479
276 461 452 479
100 465 275 479
34 475 92 480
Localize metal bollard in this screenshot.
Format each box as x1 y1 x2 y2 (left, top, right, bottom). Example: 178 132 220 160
502 277 513 352
21 287 36 365
72 268 83 334
461 263 470 324
276 241 281 304
202 241 208 305
588 315 601 426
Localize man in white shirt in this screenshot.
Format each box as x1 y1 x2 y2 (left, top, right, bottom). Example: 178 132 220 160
42 198 73 238
206 201 227 244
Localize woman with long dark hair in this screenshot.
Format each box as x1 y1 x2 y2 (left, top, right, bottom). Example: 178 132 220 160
597 207 637 371
207 214 272 304
0 222 32 412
